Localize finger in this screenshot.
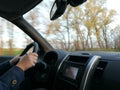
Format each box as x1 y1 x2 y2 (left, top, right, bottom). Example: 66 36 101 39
32 53 38 57
33 59 37 64
32 63 36 67
33 61 37 66
33 56 38 60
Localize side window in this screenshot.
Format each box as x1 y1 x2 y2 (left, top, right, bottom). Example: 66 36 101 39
0 18 32 56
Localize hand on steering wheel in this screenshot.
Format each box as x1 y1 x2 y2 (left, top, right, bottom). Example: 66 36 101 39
20 42 39 56
16 42 39 71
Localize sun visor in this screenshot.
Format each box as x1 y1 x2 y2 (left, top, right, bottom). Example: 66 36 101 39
0 0 43 21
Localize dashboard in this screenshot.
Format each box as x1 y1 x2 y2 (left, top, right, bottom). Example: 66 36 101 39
40 50 120 90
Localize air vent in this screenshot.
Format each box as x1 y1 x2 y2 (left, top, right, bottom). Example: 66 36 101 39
91 61 107 90
67 55 89 64
81 53 91 55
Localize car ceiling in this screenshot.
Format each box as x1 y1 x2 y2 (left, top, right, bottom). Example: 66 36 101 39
0 0 43 21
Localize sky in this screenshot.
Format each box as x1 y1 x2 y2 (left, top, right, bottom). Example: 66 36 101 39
107 0 120 11
106 0 120 28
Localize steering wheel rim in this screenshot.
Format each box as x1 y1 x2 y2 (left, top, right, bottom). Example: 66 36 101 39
20 42 39 56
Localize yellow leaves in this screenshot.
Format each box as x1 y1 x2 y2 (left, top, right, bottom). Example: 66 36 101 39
46 21 60 35
85 20 94 30
46 0 117 50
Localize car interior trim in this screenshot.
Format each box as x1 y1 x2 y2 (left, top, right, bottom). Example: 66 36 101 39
80 55 101 90
57 54 70 72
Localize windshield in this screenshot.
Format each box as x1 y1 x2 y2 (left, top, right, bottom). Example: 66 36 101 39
0 0 120 54
23 0 120 51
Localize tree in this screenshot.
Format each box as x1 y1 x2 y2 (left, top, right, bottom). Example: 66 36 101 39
46 6 74 51
46 0 116 51
111 26 120 50
68 0 116 50
0 18 3 55
81 0 116 49
6 21 14 55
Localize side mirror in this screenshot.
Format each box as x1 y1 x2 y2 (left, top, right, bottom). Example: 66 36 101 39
50 0 67 20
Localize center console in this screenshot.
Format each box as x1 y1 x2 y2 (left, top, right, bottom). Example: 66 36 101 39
53 55 101 90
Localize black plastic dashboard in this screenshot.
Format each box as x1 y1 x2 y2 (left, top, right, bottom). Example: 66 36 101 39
42 50 120 90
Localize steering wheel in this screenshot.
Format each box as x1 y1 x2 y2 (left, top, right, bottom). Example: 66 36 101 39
18 42 40 90
20 42 39 56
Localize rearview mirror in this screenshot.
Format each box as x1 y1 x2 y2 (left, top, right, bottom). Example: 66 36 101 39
50 0 67 20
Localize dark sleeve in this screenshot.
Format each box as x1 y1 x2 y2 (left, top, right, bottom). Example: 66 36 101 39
0 61 12 76
0 66 25 90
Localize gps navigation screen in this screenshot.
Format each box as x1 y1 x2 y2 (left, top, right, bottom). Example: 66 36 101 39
64 66 79 79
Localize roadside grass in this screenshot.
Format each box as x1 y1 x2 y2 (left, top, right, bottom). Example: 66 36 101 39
0 48 23 56
0 48 119 56
87 48 120 52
